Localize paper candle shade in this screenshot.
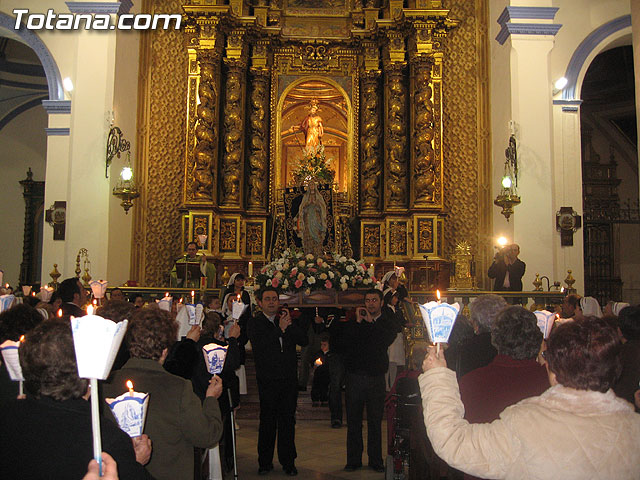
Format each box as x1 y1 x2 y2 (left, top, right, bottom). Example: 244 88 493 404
0 340 24 381
185 304 199 326
195 303 204 324
232 300 247 320
70 316 128 380
202 343 228 375
22 285 32 296
89 280 109 299
534 310 556 339
157 297 172 312
0 294 15 313
197 234 207 246
418 301 460 344
106 392 149 438
38 286 54 303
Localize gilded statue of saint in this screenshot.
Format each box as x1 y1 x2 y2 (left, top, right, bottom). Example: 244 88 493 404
294 181 328 256
284 99 324 153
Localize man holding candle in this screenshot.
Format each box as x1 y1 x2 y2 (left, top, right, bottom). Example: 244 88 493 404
104 307 223 480
342 289 397 473
248 286 308 476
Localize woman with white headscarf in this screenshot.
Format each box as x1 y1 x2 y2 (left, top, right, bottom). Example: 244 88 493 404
576 296 602 319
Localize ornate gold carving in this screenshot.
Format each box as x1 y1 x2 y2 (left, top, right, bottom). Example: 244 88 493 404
450 240 473 289
385 63 408 209
337 216 354 259
247 68 270 210
219 218 238 253
362 223 381 258
360 70 381 212
245 221 264 256
191 49 220 202
387 220 408 256
415 217 434 254
441 0 488 281
220 58 246 207
412 55 439 206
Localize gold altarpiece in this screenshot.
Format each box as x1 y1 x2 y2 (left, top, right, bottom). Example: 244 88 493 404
131 0 491 288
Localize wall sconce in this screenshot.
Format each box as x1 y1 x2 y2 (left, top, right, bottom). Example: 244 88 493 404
552 76 568 96
112 151 140 214
494 134 520 221
106 125 130 178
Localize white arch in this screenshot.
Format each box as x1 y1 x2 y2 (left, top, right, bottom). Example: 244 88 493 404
0 11 64 101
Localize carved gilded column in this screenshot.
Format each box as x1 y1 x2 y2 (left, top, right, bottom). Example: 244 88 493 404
246 67 270 210
360 70 382 212
411 54 438 206
192 49 220 202
220 29 247 208
385 62 408 210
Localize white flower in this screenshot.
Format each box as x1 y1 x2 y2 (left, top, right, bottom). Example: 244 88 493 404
265 280 271 287
328 271 335 279
346 265 354 273
340 283 348 291
308 276 316 285
296 252 303 258
275 264 283 271
339 256 347 263
363 278 371 284
341 276 348 283
306 253 314 260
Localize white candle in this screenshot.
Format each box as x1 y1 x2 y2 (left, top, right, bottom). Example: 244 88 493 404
90 378 103 474
436 289 441 304
191 291 195 304
248 261 253 277
127 379 134 396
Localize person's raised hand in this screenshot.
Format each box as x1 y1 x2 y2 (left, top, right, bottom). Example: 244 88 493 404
83 453 119 480
314 315 324 324
206 374 224 399
422 345 447 372
227 323 241 339
186 325 201 342
132 434 152 465
279 309 292 332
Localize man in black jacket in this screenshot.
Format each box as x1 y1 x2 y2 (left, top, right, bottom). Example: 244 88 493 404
247 286 308 476
342 288 397 473
487 243 526 292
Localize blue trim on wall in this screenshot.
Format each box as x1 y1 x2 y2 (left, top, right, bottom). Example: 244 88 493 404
65 2 122 14
497 6 559 24
553 99 583 106
497 23 562 45
0 13 64 101
562 15 632 101
45 127 71 136
42 100 72 114
0 96 47 133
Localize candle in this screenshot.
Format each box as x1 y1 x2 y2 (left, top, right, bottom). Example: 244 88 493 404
190 291 195 304
165 292 169 297
126 380 134 396
57 309 62 318
31 292 35 297
436 289 441 304
248 261 253 277
179 298 183 304
90 378 102 474
4 283 8 289
86 305 94 315
314 357 323 366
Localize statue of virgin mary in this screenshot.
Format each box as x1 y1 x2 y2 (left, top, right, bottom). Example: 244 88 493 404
294 181 328 256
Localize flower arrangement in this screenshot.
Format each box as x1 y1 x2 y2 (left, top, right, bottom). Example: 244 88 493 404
255 248 376 294
291 145 335 186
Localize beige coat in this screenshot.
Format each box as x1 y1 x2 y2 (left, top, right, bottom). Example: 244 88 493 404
419 368 640 479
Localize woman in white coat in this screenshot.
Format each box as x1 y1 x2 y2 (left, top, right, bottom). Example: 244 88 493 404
420 316 640 479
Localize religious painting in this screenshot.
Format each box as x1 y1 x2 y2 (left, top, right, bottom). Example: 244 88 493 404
283 183 335 256
278 79 350 193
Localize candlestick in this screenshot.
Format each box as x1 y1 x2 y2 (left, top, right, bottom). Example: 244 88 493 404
248 261 253 277
18 380 23 396
90 378 103 475
127 379 134 396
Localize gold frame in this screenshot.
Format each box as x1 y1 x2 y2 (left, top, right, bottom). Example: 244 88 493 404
243 218 267 259
217 215 241 258
270 49 359 209
188 211 214 254
386 217 410 259
360 221 384 261
413 215 438 259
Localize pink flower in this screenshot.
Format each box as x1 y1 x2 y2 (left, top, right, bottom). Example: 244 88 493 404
309 268 317 273
290 268 298 277
295 279 303 288
271 278 280 288
325 280 332 289
261 267 268 274
316 258 323 265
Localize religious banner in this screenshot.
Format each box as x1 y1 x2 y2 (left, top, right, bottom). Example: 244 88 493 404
283 183 335 256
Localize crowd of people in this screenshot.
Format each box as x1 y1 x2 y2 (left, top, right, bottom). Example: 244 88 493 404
1 268 640 479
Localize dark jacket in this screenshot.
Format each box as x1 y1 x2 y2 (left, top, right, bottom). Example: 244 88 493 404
62 301 86 317
104 357 222 480
487 258 526 291
444 331 497 379
0 396 150 479
247 312 308 380
342 309 397 376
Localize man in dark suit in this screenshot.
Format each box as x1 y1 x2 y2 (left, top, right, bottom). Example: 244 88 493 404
59 277 88 317
487 243 526 292
342 288 397 473
247 286 308 476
